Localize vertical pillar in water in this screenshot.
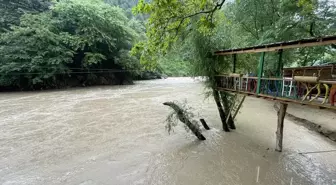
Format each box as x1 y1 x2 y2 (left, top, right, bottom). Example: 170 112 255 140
275 102 287 152
256 52 265 95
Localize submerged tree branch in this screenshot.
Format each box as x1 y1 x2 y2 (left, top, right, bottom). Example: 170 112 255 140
163 102 206 140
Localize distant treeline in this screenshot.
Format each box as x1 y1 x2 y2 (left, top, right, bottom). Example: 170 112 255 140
0 0 148 90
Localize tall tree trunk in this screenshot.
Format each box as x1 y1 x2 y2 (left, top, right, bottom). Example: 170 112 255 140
220 92 236 129
213 89 230 132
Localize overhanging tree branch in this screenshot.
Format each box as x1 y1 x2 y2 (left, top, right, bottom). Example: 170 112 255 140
170 0 226 38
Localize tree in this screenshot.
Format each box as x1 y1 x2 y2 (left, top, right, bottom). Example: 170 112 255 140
0 0 51 32
132 0 239 131
0 13 73 88
132 0 227 68
0 0 141 89
52 0 136 67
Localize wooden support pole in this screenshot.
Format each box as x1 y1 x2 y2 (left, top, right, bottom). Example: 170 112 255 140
276 49 283 77
275 102 288 152
200 119 210 130
233 54 237 73
220 92 236 130
232 95 246 120
225 94 237 124
213 90 230 132
256 52 265 94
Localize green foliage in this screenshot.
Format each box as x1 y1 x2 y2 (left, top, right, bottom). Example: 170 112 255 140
157 47 192 77
104 0 147 21
134 0 335 78
52 0 137 65
0 13 73 87
158 58 191 77
0 0 142 89
116 49 141 75
0 0 51 32
132 0 226 68
222 0 336 68
1 0 335 89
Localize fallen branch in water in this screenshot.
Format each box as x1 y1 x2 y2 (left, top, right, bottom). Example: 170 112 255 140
163 102 206 140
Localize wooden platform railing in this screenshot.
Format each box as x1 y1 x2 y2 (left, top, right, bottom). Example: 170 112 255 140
215 75 336 109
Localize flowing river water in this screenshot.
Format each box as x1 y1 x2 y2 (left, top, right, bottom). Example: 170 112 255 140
0 78 336 185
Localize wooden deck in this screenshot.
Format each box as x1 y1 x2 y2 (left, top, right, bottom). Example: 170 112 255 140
215 75 336 110
217 87 336 110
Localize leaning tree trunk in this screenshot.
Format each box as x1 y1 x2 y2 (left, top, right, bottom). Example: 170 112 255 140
163 102 206 140
220 92 236 129
213 90 230 132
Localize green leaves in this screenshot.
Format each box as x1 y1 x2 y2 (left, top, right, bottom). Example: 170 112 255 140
134 0 335 80
132 0 227 69
0 0 142 89
83 52 107 67
0 0 51 32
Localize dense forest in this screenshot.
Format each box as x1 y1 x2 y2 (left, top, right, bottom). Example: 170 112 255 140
0 0 335 90
0 0 149 90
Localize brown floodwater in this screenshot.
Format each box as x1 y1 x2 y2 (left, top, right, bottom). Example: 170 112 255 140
0 78 335 185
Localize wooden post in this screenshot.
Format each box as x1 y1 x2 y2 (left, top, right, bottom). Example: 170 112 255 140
232 95 246 120
233 54 237 73
256 52 265 95
220 92 236 130
200 119 210 130
275 102 288 152
225 94 237 124
276 49 283 77
213 90 230 132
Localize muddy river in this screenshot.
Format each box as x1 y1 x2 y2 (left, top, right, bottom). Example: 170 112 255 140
0 78 335 185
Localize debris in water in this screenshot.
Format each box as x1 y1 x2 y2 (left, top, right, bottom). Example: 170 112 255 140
163 101 206 140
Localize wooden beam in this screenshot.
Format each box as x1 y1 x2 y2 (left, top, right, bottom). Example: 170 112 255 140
276 102 287 152
214 35 336 55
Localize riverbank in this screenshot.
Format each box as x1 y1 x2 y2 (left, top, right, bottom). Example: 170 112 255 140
0 78 335 185
0 71 164 92
274 102 336 142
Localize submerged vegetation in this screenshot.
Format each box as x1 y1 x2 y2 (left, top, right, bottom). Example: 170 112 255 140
164 101 206 140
